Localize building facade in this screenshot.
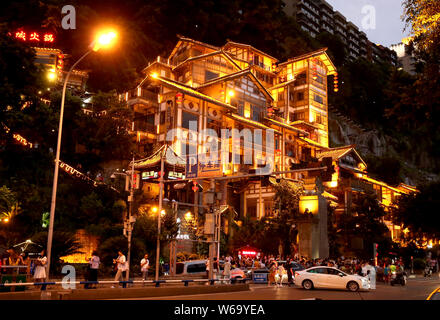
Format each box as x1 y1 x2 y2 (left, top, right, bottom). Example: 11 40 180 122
121 36 414 258
283 0 398 66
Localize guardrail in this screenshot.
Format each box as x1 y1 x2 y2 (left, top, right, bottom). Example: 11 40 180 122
0 278 251 291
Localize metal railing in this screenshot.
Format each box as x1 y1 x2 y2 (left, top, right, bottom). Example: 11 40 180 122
0 277 251 291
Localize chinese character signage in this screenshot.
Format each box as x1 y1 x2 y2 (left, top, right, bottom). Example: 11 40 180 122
142 171 159 180
185 154 222 179
186 155 198 179
12 30 56 46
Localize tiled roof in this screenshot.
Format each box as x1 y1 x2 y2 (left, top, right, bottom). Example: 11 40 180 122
264 117 309 136
197 68 274 101
172 50 242 72
227 114 281 133
316 146 354 160
131 145 186 169
279 48 337 76
317 145 366 167
223 41 279 62
298 137 329 149
150 75 237 112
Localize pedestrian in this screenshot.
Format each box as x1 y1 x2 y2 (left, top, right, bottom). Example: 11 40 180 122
384 264 389 284
213 257 219 280
268 261 277 287
140 254 149 283
368 262 376 290
112 251 127 288
205 259 210 279
18 253 31 277
223 259 231 283
86 251 100 289
33 250 47 287
285 259 293 287
277 263 285 287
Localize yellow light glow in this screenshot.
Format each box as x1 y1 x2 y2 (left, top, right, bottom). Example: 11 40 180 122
151 207 158 213
151 73 158 79
3 218 9 223
97 31 117 46
93 30 117 52
299 195 319 215
329 181 338 188
309 113 314 123
228 90 235 97
185 211 192 220
47 71 56 81
160 210 166 216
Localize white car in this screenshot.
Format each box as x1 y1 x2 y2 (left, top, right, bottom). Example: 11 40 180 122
294 266 370 292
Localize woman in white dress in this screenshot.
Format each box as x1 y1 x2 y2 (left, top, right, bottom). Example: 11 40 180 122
33 250 47 282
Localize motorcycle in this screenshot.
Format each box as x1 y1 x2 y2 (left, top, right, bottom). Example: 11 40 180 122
390 271 407 286
424 265 433 277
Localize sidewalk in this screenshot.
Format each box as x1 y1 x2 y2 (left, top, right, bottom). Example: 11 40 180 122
0 283 249 300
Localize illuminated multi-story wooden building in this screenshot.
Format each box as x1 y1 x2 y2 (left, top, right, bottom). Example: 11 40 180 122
121 36 415 257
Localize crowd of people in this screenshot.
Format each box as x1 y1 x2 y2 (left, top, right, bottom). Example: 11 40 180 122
213 254 416 288
2 245 438 291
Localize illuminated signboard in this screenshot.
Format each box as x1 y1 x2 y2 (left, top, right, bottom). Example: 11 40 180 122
168 171 185 180
241 250 257 256
142 171 158 180
12 30 55 44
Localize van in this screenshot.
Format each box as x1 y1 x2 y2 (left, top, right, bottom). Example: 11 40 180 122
175 260 207 276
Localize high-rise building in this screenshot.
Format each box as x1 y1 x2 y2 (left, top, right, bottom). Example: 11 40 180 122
283 0 398 66
390 42 417 75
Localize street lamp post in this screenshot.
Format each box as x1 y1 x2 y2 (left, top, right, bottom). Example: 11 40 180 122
155 152 165 281
126 153 135 281
45 30 117 281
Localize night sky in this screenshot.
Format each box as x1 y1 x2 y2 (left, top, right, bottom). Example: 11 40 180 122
326 0 410 47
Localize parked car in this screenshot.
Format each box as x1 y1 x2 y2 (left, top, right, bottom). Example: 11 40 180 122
294 266 370 292
175 260 207 277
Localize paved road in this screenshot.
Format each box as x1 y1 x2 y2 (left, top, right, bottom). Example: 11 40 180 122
131 276 440 300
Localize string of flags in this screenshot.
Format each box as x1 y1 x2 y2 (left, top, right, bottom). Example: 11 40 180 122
1 122 117 191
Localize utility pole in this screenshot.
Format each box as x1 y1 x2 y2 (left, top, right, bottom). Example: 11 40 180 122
155 151 165 281
207 179 215 281
126 152 135 281
170 200 178 276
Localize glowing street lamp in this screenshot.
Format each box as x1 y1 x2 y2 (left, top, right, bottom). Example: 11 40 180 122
160 209 166 217
91 30 117 52
151 206 158 214
185 211 192 221
46 28 117 282
47 69 57 81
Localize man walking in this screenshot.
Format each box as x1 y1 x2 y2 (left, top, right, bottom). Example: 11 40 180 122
286 258 293 287
140 254 149 282
112 251 127 288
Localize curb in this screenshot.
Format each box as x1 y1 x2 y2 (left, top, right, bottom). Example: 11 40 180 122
0 284 250 300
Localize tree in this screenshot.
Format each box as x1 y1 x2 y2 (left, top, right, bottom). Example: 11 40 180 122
0 185 19 220
392 182 440 244
403 0 440 52
336 192 390 259
32 231 82 273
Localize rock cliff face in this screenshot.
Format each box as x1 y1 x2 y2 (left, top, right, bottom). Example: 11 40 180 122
328 108 438 186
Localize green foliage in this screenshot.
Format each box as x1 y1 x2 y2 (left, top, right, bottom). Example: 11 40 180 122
32 231 82 273
392 182 440 242
272 180 304 219
335 192 390 259
0 185 18 219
